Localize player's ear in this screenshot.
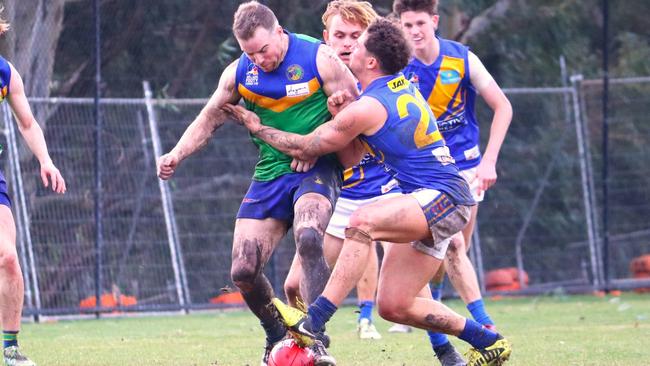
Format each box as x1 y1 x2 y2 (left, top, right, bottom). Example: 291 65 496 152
431 14 439 31
323 29 329 43
367 56 378 71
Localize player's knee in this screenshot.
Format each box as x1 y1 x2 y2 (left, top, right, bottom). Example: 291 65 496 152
0 247 20 275
295 227 323 259
348 209 374 233
230 264 259 292
447 234 466 255
230 239 264 291
377 296 408 323
284 279 300 302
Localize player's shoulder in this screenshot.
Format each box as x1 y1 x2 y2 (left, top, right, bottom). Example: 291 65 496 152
293 33 322 45
439 37 469 57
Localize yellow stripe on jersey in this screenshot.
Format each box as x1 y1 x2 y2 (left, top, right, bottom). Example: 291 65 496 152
427 55 465 118
342 166 365 189
237 77 322 113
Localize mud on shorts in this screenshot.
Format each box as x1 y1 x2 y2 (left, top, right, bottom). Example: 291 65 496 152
0 170 10 208
409 189 470 260
236 158 341 222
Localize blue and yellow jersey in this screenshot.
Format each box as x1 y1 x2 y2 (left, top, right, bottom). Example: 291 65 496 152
0 56 11 103
235 31 333 181
360 73 474 206
402 37 479 170
340 153 399 200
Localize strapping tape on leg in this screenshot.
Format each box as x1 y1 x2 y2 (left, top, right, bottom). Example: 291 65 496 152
344 227 373 245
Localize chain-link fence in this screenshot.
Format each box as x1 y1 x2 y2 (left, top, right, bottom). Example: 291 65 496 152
1 76 649 317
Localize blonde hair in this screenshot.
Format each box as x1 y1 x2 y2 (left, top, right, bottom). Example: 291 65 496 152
322 0 378 30
0 7 9 35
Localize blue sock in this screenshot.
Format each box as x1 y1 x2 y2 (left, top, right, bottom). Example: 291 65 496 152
3 330 18 349
467 299 494 326
431 282 444 301
308 296 338 332
458 318 498 349
427 330 450 348
426 283 448 348
358 300 374 322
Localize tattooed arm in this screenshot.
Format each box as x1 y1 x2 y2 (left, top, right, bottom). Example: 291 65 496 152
157 60 241 180
223 96 387 161
316 44 359 99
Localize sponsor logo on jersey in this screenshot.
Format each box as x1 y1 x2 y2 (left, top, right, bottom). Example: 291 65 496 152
245 64 259 86
286 64 304 81
440 70 461 85
437 112 467 132
463 145 481 161
381 179 399 194
387 75 408 92
286 82 310 97
407 72 420 89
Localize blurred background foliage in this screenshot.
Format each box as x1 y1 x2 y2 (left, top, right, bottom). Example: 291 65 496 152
1 0 648 98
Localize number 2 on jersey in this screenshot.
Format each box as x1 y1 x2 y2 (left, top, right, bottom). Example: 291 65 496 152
396 93 443 148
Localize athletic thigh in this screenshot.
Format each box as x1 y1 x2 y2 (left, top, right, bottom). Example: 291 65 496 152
349 195 431 243
460 204 479 249
232 218 288 267
0 205 16 253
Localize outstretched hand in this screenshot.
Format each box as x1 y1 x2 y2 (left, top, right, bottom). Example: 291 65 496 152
40 161 66 194
222 103 262 134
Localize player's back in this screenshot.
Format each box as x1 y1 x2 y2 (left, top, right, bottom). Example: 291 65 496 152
360 73 474 206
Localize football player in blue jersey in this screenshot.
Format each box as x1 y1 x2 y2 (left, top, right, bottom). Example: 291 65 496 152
395 0 513 364
282 0 399 342
224 18 511 366
0 11 66 366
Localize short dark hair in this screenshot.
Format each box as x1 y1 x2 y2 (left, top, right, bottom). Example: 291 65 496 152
392 0 438 16
364 18 412 75
233 1 278 41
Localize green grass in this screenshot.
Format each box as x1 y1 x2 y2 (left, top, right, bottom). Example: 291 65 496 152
18 293 650 365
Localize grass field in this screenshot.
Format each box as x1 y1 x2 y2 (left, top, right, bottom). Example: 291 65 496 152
19 293 650 365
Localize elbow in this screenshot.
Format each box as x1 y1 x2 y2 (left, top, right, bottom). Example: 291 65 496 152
17 118 36 132
498 99 513 123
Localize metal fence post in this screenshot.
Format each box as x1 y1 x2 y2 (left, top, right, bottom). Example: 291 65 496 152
142 81 191 311
570 75 601 289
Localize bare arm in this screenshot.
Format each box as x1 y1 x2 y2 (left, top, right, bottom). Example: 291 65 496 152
223 97 385 161
316 44 359 98
469 51 512 192
158 60 241 179
7 63 66 193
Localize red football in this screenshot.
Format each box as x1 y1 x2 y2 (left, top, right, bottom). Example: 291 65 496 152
268 338 315 366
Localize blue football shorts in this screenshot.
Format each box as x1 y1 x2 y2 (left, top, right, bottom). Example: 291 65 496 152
237 158 341 222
